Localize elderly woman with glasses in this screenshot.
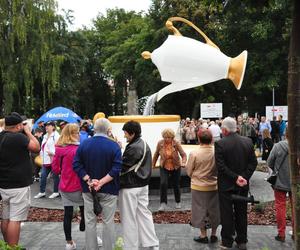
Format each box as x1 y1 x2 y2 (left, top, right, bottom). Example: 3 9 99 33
152 128 187 211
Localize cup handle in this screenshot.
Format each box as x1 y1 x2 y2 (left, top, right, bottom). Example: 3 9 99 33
166 17 219 50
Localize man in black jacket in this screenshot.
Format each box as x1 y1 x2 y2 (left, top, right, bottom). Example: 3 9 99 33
119 120 159 250
215 117 257 250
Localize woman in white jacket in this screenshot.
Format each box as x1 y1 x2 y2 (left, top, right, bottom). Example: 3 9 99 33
34 121 60 199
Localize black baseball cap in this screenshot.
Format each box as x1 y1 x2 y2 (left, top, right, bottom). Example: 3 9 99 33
5 112 24 126
45 121 56 127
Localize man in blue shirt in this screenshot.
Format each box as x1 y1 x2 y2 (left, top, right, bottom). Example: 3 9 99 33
278 114 286 141
73 118 122 250
258 116 272 136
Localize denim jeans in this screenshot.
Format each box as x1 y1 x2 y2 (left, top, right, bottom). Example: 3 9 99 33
160 167 181 204
40 165 59 193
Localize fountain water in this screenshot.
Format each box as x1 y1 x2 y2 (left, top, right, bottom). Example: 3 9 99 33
142 93 158 116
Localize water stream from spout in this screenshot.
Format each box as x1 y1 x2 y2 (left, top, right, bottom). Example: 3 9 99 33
142 93 158 116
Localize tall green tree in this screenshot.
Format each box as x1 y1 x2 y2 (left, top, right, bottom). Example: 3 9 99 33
93 8 155 115
0 0 63 116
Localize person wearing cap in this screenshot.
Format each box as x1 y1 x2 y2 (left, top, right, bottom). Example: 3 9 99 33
34 121 60 199
215 117 257 250
0 112 40 247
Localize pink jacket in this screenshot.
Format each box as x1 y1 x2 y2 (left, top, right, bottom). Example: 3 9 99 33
52 144 82 192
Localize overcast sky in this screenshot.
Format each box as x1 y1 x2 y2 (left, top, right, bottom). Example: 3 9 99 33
57 0 152 30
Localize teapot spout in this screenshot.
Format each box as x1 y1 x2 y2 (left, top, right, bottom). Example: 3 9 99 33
227 50 248 90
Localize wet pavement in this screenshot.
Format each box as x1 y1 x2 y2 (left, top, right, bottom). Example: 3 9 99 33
1 170 295 249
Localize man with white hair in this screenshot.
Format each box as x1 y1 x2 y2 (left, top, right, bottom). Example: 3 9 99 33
215 117 257 250
73 118 122 250
208 121 222 141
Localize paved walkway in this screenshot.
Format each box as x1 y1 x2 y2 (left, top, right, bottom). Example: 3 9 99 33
0 223 294 250
30 170 275 211
1 170 294 249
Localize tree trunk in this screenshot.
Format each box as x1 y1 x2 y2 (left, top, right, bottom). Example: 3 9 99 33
0 72 3 116
127 89 138 115
288 0 300 247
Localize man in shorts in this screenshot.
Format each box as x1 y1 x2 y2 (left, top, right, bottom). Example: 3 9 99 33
0 112 40 247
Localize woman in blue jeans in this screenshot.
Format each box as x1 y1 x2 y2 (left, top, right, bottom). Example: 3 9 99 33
34 121 60 199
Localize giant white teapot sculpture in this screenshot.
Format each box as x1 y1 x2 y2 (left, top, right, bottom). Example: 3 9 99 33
142 17 248 102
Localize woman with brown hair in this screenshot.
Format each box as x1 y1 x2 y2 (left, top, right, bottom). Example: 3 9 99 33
152 128 187 211
52 123 85 250
186 129 219 244
262 128 274 161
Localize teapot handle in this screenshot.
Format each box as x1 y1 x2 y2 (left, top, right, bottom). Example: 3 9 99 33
166 17 219 50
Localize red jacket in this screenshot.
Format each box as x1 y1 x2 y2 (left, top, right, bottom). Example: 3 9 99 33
52 144 82 192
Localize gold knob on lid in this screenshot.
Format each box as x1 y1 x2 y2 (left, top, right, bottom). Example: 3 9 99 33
165 20 182 36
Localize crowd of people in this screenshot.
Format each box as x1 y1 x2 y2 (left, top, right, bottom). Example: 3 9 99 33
180 114 287 149
0 112 293 250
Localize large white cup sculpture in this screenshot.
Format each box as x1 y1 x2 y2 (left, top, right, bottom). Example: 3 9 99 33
142 17 248 102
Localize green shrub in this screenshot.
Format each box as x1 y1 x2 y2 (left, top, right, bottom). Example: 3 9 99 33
113 237 124 250
0 240 22 250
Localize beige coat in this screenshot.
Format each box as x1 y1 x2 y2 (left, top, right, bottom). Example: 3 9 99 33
186 145 217 191
152 139 187 169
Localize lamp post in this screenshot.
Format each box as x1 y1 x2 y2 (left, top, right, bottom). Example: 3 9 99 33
272 87 275 118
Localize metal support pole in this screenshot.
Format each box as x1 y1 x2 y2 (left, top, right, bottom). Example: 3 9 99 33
272 87 275 118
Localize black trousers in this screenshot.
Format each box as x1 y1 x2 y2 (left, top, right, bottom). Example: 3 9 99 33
64 206 84 241
218 189 248 247
160 167 181 204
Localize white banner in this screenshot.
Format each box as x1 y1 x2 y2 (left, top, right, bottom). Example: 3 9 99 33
200 103 223 118
265 106 288 121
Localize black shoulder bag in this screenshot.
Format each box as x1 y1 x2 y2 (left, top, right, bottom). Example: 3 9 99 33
267 150 288 186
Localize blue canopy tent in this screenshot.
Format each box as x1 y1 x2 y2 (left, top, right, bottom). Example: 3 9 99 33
33 107 82 129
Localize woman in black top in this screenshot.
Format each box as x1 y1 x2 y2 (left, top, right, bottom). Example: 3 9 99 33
262 129 274 161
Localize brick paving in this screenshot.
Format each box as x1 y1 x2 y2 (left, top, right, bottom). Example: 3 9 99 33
5 222 294 250
0 170 295 249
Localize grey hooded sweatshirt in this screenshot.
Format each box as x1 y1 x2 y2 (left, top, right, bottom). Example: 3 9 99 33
267 140 290 192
